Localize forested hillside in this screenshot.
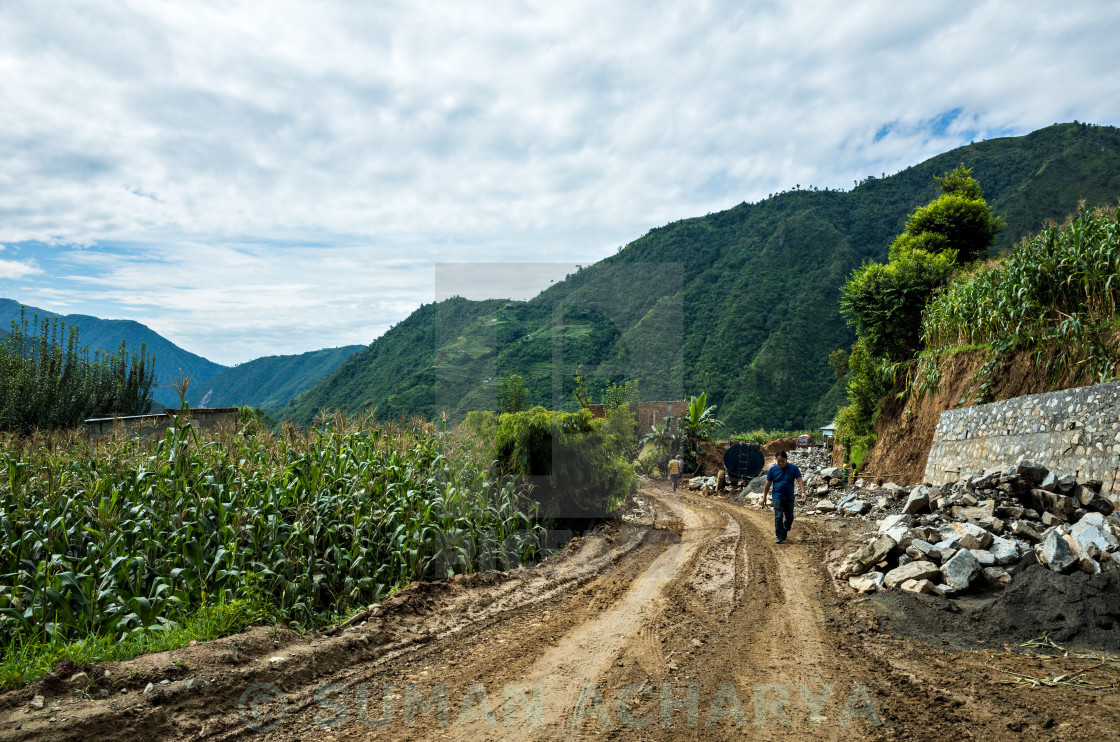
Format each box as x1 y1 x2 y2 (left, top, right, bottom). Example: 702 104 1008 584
187 345 363 410
296 125 1120 428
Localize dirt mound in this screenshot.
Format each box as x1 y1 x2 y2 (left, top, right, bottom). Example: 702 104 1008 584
970 565 1120 648
870 565 1120 653
695 441 730 475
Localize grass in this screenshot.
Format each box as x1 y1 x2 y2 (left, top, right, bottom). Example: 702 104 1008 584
0 599 260 691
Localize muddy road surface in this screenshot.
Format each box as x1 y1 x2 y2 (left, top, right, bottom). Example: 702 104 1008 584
4 483 1119 740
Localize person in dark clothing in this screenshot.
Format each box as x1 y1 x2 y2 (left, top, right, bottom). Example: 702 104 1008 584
763 450 806 544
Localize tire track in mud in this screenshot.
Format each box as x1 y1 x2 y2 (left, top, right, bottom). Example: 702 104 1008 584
9 484 1119 741
587 490 886 742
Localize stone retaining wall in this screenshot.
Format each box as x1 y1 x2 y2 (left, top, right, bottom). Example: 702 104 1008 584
924 381 1120 496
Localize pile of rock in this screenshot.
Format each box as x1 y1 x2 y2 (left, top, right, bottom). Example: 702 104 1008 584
688 475 718 491
835 460 1120 597
731 447 832 505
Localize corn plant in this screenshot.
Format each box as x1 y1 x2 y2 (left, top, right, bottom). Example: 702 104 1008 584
0 413 545 649
916 204 1120 398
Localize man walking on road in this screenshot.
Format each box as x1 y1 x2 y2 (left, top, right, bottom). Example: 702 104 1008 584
763 450 806 544
668 454 683 491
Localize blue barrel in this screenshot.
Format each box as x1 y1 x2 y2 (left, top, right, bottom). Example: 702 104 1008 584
723 444 764 481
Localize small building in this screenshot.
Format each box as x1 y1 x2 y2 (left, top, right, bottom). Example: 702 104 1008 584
84 408 239 442
819 421 836 438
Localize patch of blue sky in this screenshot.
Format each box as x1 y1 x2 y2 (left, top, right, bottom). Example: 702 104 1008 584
873 121 896 143
928 108 963 137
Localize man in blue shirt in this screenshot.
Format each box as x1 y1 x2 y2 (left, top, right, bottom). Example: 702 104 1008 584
763 450 806 544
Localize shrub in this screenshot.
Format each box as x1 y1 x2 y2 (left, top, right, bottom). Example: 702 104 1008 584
840 248 957 363
493 407 636 521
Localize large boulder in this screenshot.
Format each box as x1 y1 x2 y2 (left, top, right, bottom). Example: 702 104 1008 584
902 488 930 515
1037 471 1060 493
987 536 1023 566
905 538 938 561
899 578 938 595
884 526 915 552
1061 533 1102 575
878 513 913 535
951 500 996 522
939 522 994 551
837 534 897 578
884 560 941 589
882 482 907 497
1070 513 1120 553
970 549 996 567
848 572 884 593
1011 520 1043 543
980 566 1012 588
1037 529 1077 573
1084 494 1116 516
745 475 768 494
941 549 981 590
1005 461 1050 485
1022 489 1077 520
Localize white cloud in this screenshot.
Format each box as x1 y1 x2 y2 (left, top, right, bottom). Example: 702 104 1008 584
0 258 41 279
0 0 1117 362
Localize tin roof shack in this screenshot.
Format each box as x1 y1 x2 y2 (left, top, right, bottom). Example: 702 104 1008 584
85 408 239 443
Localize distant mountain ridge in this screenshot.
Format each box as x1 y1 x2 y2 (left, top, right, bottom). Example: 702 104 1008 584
187 346 363 410
287 123 1120 431
0 300 361 411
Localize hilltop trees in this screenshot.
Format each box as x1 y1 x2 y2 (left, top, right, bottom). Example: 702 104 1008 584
835 165 1001 460
841 165 1002 363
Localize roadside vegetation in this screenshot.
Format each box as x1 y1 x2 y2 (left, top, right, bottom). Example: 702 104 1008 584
834 165 1002 465
916 204 1120 399
834 163 1120 467
0 414 545 690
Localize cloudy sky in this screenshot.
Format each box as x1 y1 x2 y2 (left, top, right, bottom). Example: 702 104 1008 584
1 1 1117 365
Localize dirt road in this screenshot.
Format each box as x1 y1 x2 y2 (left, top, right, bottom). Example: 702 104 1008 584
4 483 1119 740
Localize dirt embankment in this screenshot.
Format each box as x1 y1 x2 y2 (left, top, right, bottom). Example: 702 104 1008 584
6 485 1119 741
860 348 1111 485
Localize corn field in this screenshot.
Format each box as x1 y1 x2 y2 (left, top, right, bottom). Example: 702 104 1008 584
916 204 1120 393
0 414 545 648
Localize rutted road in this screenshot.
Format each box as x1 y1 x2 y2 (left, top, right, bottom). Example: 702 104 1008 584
5 484 1119 741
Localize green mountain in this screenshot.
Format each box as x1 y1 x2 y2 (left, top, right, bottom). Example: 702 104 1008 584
0 299 225 409
187 345 363 410
282 123 1120 429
